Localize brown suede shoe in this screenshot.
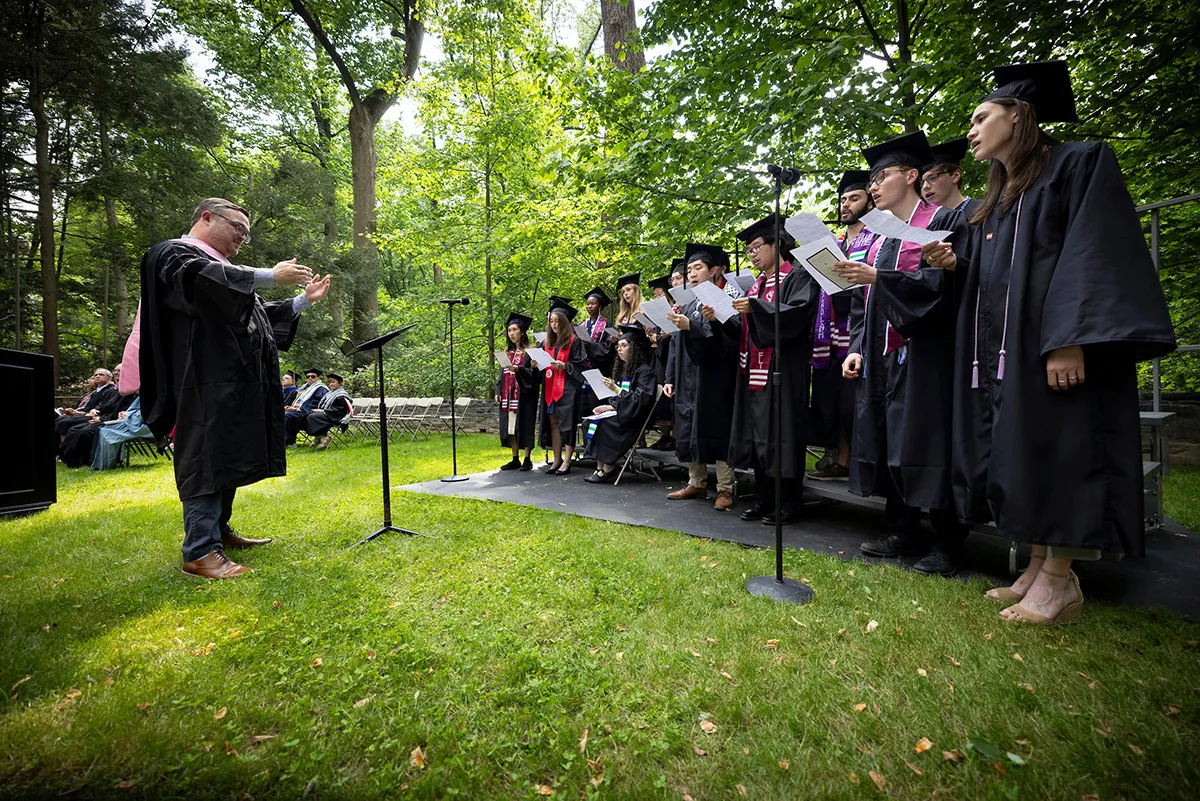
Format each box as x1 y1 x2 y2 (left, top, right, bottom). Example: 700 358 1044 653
182 550 252 579
667 484 708 500
714 490 734 511
222 528 273 550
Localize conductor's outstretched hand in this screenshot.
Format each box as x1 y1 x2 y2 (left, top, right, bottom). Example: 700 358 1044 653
273 259 313 286
305 274 331 304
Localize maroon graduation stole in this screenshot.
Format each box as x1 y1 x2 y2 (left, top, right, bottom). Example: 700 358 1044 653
739 262 794 392
588 316 607 342
499 348 524 413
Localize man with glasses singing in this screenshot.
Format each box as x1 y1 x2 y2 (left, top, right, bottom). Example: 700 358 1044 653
138 197 330 579
920 138 976 216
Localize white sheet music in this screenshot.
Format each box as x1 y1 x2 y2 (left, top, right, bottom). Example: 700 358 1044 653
582 369 616 399
583 410 617 421
862 208 951 245
633 311 654 329
784 212 838 245
692 280 739 323
524 347 554 369
641 297 680 333
792 239 855 296
533 331 547 344
494 350 513 367
573 323 591 341
727 270 757 298
668 285 696 306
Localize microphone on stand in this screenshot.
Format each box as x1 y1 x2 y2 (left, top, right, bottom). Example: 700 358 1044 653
766 164 801 185
439 297 470 306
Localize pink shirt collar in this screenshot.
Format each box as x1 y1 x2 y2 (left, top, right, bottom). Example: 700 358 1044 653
174 235 231 264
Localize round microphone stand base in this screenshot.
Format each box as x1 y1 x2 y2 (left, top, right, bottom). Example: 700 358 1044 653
746 575 814 605
440 475 469 483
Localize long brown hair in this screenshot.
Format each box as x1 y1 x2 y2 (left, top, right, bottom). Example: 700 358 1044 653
970 98 1054 225
545 310 574 350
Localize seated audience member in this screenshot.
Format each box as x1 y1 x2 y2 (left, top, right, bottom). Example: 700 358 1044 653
585 324 658 484
59 366 137 467
303 372 353 449
59 376 97 417
281 370 299 405
285 368 328 445
55 367 120 441
91 396 154 470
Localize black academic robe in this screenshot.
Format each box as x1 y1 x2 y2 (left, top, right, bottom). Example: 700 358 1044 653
495 352 541 449
303 393 352 436
580 321 616 415
680 300 739 465
538 335 587 448
952 141 1175 555
664 301 701 462
848 205 968 510
653 329 673 423
808 291 855 448
587 363 658 465
723 264 819 478
138 239 300 500
55 383 121 438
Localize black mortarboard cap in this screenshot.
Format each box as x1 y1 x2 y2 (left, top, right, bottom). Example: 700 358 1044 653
648 274 672 291
685 242 731 268
506 311 533 331
616 272 640 291
670 257 688 276
735 213 795 249
616 322 652 355
548 296 578 321
284 369 298 380
327 372 344 383
584 287 612 308
304 368 324 377
837 170 870 197
863 130 935 178
984 60 1078 123
926 138 969 171
547 294 572 308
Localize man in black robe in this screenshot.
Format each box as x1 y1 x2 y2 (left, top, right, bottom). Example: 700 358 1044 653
55 367 121 441
285 368 328 445
139 197 330 579
724 213 818 524
921 138 977 216
648 269 678 450
665 243 740 511
837 130 970 576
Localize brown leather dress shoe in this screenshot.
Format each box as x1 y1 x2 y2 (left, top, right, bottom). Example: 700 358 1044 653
182 550 252 579
667 484 708 500
222 528 273 550
713 490 734 511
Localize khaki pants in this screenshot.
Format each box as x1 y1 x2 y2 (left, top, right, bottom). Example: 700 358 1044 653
688 461 734 494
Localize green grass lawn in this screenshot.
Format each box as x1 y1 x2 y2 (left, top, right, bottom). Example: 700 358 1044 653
2 434 1198 799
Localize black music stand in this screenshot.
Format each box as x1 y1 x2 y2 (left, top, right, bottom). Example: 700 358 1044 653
341 325 420 546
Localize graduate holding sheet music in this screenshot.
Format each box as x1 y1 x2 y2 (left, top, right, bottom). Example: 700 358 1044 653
584 325 659 484
538 297 588 475
495 312 541 472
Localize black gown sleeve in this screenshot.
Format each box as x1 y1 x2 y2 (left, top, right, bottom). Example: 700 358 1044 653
155 243 257 325
746 268 818 348
1038 142 1175 362
873 207 968 338
563 338 587 386
615 365 657 428
515 354 542 390
848 287 867 355
683 309 726 366
262 299 301 351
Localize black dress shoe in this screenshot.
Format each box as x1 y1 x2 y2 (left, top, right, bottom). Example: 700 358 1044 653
543 467 561 475
860 533 927 558
913 549 964 576
740 505 767 521
499 459 521 471
585 470 616 484
762 508 804 525
520 458 533 471
654 436 676 451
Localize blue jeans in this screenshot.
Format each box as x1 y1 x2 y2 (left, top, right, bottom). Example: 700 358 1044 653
181 488 236 562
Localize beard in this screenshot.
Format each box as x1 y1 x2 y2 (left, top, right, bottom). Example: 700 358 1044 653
841 203 870 225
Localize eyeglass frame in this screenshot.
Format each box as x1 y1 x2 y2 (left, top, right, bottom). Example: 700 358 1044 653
745 242 767 258
210 210 252 243
868 166 914 188
920 169 953 187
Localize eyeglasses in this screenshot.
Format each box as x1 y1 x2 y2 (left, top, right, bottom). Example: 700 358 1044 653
212 211 252 243
746 243 766 257
921 170 950 186
868 168 907 188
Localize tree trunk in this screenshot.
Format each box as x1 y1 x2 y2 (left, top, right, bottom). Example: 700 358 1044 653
600 0 644 73
484 156 494 368
30 47 58 384
348 99 382 364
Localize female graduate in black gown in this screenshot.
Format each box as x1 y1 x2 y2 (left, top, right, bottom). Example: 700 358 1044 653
539 299 587 475
921 61 1175 625
585 324 658 483
495 312 540 471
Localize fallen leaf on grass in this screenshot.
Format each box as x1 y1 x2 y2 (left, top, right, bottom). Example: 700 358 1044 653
869 770 885 791
533 784 552 795
136 702 151 711
1007 752 1026 765
65 688 82 699
353 697 370 708
848 773 859 785
1167 704 1180 715
736 784 747 797
865 620 878 634
272 600 282 609
112 777 138 789
854 703 867 713
689 649 702 658
915 737 933 753
904 760 923 775
968 740 1003 760
615 652 624 662
213 707 227 720
252 735 276 742
765 639 779 649
682 795 696 801
1088 680 1099 690
692 746 708 756
579 728 588 753
699 721 717 734
743 747 750 755
588 647 601 655
943 750 964 763
223 741 238 757
1129 743 1145 756
410 745 426 769
1082 795 1100 801
916 668 928 677
705 636 718 643
10 676 31 691
617 625 626 631
1012 653 1024 662
950 657 961 667
590 774 603 789
42 624 51 632
778 760 789 771
310 658 323 668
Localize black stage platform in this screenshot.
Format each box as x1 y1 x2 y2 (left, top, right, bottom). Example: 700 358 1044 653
400 464 1200 619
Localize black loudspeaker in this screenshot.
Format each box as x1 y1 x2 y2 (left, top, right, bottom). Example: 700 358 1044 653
1 349 56 515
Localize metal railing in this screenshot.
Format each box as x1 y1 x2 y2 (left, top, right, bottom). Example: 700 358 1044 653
1139 192 1200 412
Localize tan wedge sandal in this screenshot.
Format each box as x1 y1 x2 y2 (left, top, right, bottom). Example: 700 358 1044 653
1002 570 1083 626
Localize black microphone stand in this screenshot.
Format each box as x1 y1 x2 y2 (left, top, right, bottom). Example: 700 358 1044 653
746 165 814 605
441 298 470 483
342 325 420 546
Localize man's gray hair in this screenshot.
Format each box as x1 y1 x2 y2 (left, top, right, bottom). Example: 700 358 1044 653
94 368 113 379
191 197 249 226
